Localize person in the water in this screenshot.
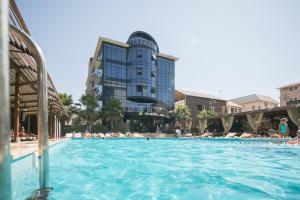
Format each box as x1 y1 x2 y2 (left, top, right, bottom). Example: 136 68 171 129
278 118 289 138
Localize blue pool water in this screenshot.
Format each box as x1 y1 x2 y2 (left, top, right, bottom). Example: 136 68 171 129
13 139 300 199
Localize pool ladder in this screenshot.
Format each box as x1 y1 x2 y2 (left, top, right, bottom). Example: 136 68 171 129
0 1 51 199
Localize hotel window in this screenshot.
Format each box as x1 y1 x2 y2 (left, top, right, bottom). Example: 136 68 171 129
295 86 298 90
231 108 234 113
265 102 268 108
136 68 142 75
97 53 102 61
136 85 143 92
252 106 255 111
195 105 203 111
290 87 293 91
258 106 261 110
151 87 156 94
151 71 156 78
295 97 298 101
137 51 142 58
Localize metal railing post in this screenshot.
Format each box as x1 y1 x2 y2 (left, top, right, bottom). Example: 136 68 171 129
9 25 49 191
0 0 12 199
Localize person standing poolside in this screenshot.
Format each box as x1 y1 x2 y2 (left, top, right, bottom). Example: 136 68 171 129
278 118 289 138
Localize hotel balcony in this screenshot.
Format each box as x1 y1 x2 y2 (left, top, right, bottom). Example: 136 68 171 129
287 100 300 105
124 106 167 117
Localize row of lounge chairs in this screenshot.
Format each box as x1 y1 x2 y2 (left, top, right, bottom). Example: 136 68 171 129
65 132 146 139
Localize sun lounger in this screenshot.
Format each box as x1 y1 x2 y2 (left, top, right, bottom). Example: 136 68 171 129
105 133 112 138
92 133 98 138
225 132 236 138
119 133 125 138
73 133 82 138
65 133 73 138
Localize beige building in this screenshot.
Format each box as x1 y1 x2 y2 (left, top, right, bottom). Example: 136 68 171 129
226 101 243 114
278 82 300 106
230 94 278 112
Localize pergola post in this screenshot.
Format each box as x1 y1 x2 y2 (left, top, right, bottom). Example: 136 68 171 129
48 113 52 139
56 115 60 138
54 115 57 139
58 117 61 138
0 0 12 199
14 69 20 141
51 115 55 138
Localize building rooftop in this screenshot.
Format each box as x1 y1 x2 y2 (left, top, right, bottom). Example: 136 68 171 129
226 101 243 108
176 89 225 101
93 36 178 61
277 81 300 89
231 94 278 105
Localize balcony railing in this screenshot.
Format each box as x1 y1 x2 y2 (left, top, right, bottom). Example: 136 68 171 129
124 106 167 116
287 100 300 105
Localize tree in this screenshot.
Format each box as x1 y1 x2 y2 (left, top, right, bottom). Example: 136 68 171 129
197 107 214 133
174 104 191 131
79 94 99 131
102 97 123 131
58 93 74 126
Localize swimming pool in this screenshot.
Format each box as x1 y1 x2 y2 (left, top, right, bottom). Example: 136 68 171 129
13 139 300 199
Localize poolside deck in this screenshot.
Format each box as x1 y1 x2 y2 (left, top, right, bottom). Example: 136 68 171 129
11 138 69 160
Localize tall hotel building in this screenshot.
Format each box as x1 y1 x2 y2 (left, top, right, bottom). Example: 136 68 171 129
86 31 177 131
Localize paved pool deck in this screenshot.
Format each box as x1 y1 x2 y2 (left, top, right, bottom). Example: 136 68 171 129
11 138 69 160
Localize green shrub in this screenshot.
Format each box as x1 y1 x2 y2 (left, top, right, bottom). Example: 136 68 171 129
62 125 87 134
91 124 109 133
112 121 128 133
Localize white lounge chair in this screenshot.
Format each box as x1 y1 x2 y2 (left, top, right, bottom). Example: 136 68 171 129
225 132 236 138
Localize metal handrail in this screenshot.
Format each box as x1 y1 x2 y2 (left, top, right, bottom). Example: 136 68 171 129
0 1 12 199
9 24 50 194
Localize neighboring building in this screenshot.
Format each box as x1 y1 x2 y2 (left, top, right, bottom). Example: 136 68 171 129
175 90 226 127
226 101 243 114
230 94 278 112
278 82 300 106
86 31 177 131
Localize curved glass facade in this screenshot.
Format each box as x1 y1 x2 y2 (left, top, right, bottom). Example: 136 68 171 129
127 33 158 103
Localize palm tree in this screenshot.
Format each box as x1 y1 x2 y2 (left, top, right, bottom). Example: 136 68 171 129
58 93 74 126
197 107 214 133
102 97 123 131
174 104 191 131
79 94 99 131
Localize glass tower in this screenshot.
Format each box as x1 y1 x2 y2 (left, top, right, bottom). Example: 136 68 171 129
87 31 176 131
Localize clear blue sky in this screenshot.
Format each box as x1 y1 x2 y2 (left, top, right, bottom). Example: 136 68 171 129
16 0 300 102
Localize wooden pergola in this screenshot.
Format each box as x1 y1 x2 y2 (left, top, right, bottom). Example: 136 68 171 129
209 105 299 136
9 27 64 141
